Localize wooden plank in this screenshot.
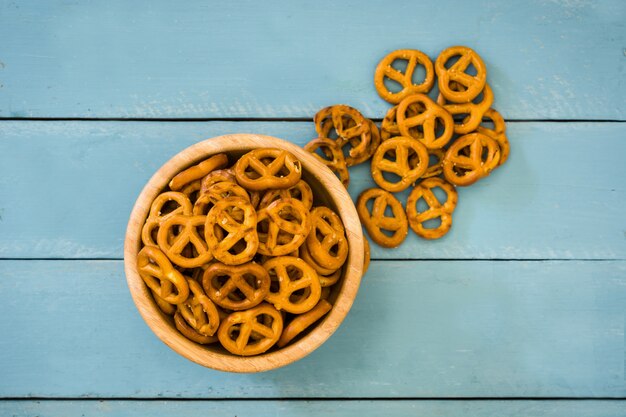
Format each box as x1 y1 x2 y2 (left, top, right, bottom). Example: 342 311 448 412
0 1 624 119
0 121 624 260
1 400 625 417
0 260 624 398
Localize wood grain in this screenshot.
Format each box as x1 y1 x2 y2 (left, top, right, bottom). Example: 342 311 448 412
2 400 625 417
0 121 624 260
1 260 624 398
0 1 624 119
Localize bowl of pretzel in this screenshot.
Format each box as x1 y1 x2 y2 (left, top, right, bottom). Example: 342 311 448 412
124 133 364 372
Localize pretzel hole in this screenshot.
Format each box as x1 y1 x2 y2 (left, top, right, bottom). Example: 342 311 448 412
227 324 241 341
286 265 304 281
422 216 442 230
289 287 311 303
443 55 460 69
380 228 397 238
383 76 404 94
160 200 183 216
384 205 395 218
243 165 263 180
228 238 249 256
429 152 442 166
466 63 478 76
381 170 404 185
434 117 448 137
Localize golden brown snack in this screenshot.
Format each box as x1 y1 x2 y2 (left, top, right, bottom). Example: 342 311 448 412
374 49 435 104
406 177 458 239
157 215 213 268
174 310 218 345
371 136 430 192
217 303 283 356
178 279 221 337
437 84 493 134
169 154 229 191
202 262 270 311
137 246 189 305
356 188 408 248
306 207 349 271
435 46 487 103
205 197 258 265
258 179 314 210
141 191 193 247
234 148 302 190
443 132 501 186
475 108 509 166
304 137 350 188
396 94 454 149
277 300 333 348
263 256 322 314
256 199 310 256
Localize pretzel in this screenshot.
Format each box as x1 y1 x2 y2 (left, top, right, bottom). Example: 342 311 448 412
202 262 270 311
475 108 509 166
234 148 302 190
437 84 493 134
152 290 176 315
381 103 422 141
178 279 221 336
141 192 193 246
277 299 333 348
343 119 381 166
421 148 445 179
374 49 435 104
217 302 283 356
157 215 213 268
258 179 314 210
256 199 310 256
396 94 454 149
204 197 258 265
193 181 250 215
299 241 339 276
371 136 429 192
137 246 189 304
181 179 203 203
435 46 487 103
169 154 229 191
174 310 218 345
406 177 458 239
263 256 322 314
306 206 349 270
318 268 342 287
443 132 501 186
200 168 236 194
363 238 370 275
304 138 350 188
357 188 408 248
314 105 371 159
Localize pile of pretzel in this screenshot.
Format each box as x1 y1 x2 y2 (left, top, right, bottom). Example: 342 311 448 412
136 148 365 356
306 46 509 246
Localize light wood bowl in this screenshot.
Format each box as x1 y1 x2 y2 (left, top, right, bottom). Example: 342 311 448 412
124 134 364 373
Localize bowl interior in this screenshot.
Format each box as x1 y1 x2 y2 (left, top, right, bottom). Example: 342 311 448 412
124 134 363 372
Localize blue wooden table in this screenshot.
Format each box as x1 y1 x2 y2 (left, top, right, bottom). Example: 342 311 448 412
1 1 625 415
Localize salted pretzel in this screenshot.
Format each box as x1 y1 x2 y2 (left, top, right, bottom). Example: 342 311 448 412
314 105 371 160
363 238 370 275
306 206 349 271
217 302 283 356
202 262 270 311
152 290 176 315
437 84 493 134
193 181 250 215
256 199 310 256
396 94 454 149
381 102 423 141
157 215 213 268
435 46 487 103
178 279 221 337
304 138 350 188
200 168 236 194
475 108 509 166
345 119 381 166
299 241 338 276
181 179 203 204
137 246 189 304
174 310 218 345
141 191 193 246
234 148 302 191
421 148 445 179
259 179 314 210
169 154 229 191
357 188 408 248
204 197 258 265
318 268 342 287
371 136 429 192
406 177 458 239
277 299 332 348
263 256 322 314
374 49 435 104
443 132 501 186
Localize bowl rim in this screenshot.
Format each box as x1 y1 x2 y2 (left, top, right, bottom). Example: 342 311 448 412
124 133 364 373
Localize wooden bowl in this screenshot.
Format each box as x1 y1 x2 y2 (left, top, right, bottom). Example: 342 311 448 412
124 134 364 372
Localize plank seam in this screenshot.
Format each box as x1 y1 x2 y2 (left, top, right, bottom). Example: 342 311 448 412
2 397 625 401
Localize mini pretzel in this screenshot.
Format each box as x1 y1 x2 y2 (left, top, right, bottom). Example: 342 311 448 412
169 154 229 191
152 290 176 315
363 238 370 275
475 108 509 166
421 148 445 179
443 132 501 186
157 215 213 268
396 94 454 149
357 188 408 248
200 168 236 194
299 241 338 276
374 49 435 104
193 181 250 215
318 268 342 287
406 177 458 239
180 179 202 204
202 262 270 311
141 191 193 246
277 299 332 348
257 199 310 256
205 197 258 265
263 256 322 314
234 148 302 191
435 46 487 103
306 206 349 270
371 136 429 192
345 119 381 166
174 310 218 345
217 302 283 356
178 279 221 336
304 138 350 188
137 246 189 304
437 84 493 134
258 179 314 210
314 105 371 159
381 102 422 141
